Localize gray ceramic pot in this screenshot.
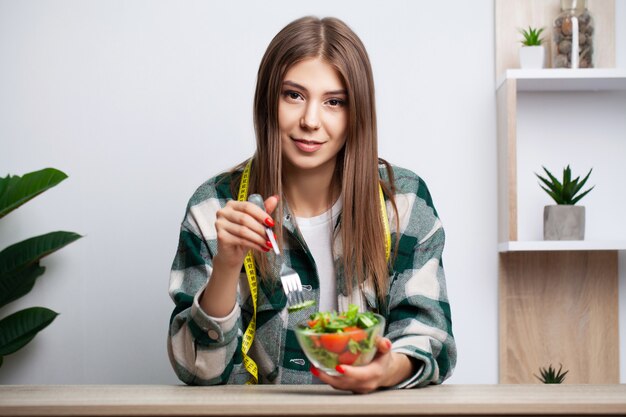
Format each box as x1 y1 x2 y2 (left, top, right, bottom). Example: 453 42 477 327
543 205 585 240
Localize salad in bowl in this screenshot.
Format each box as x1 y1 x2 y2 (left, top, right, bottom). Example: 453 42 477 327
295 304 385 376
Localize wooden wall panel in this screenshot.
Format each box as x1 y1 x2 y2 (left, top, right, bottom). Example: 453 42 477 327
499 251 619 384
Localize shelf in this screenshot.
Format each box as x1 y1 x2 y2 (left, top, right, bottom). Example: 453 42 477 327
498 240 626 252
496 69 626 92
495 0 620 386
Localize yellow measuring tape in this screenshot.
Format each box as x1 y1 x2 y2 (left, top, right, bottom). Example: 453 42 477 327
237 160 390 384
237 161 258 385
379 185 391 263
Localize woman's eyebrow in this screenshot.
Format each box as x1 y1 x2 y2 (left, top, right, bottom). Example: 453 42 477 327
282 80 347 96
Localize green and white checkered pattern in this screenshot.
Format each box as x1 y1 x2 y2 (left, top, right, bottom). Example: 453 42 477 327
168 164 456 388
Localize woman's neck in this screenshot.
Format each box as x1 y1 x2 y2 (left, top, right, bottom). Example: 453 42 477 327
282 161 340 218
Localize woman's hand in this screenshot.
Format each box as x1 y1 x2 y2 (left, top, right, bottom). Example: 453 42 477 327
201 195 280 317
311 337 417 394
214 195 279 267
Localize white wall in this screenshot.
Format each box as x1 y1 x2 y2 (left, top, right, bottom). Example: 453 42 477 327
0 0 623 385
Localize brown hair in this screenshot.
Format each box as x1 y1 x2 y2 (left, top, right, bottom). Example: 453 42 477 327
234 16 398 309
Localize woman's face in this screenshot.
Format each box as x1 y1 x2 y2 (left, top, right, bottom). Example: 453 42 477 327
278 57 348 175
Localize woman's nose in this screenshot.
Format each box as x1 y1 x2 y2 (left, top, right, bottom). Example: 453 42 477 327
300 102 321 130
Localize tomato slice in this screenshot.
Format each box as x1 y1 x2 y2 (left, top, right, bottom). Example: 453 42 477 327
307 335 322 348
307 319 319 328
320 333 350 353
338 350 360 365
343 326 367 342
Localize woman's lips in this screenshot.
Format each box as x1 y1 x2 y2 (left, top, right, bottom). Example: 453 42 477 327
292 137 324 153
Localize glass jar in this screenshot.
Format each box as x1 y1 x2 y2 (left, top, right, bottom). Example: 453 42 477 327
552 0 594 68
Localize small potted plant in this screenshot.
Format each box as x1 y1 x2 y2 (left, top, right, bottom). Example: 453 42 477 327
519 26 545 69
534 364 569 384
536 165 594 240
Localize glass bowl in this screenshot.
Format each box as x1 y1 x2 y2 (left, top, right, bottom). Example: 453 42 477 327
294 313 385 376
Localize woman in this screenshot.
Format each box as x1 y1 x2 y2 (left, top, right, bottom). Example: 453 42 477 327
168 16 456 393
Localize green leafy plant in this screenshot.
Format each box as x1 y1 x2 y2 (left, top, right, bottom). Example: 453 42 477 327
535 165 594 205
0 168 81 367
519 26 545 46
534 363 569 384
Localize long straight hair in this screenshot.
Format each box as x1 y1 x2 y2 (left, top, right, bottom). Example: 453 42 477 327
233 16 398 308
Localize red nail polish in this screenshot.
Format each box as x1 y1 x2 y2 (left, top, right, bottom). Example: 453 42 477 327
335 365 345 374
264 217 275 227
266 240 272 248
385 340 392 349
262 247 270 252
310 366 320 377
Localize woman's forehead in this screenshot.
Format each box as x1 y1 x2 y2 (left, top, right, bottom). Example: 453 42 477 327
283 57 346 93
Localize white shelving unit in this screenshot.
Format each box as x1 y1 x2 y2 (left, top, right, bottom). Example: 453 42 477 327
496 69 626 91
494 0 621 386
495 68 623 384
499 240 626 253
496 69 626 252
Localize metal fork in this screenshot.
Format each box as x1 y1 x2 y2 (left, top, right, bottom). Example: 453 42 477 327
278 260 305 307
248 194 309 311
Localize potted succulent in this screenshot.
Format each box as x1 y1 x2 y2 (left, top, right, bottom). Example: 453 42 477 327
519 26 546 69
536 165 594 240
534 363 569 384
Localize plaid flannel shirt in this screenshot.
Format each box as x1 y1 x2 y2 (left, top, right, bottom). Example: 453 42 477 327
168 163 456 387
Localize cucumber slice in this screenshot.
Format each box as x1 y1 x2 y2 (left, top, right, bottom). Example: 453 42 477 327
287 299 316 313
357 315 375 328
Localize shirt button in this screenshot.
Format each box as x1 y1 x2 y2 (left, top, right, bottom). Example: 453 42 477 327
208 329 219 340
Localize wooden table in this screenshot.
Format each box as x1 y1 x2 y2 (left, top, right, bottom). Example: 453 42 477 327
1 384 625 416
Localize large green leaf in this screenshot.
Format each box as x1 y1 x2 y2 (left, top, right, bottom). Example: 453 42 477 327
542 166 563 193
571 187 595 205
0 307 58 356
0 264 46 310
0 231 82 278
539 185 563 204
571 168 594 202
563 165 572 187
0 168 67 219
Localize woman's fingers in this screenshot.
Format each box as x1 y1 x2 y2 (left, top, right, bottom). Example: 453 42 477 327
313 365 381 394
218 220 269 251
215 200 275 252
312 338 394 394
264 195 280 215
218 208 266 238
222 200 275 229
216 227 269 253
375 337 393 355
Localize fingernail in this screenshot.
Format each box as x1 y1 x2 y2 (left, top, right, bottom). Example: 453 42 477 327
335 365 345 374
262 247 270 252
385 340 392 349
310 366 320 377
266 240 272 248
264 217 275 227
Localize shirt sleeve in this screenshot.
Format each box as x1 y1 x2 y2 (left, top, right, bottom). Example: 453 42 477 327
167 207 243 385
385 176 456 389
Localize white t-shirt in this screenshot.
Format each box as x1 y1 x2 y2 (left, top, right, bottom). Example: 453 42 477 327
295 198 342 313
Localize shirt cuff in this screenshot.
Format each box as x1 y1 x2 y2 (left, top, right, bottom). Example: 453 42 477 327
388 339 437 389
190 283 240 346
391 358 424 389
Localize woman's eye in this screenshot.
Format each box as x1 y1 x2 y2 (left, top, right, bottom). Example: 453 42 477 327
284 91 302 101
327 99 345 107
